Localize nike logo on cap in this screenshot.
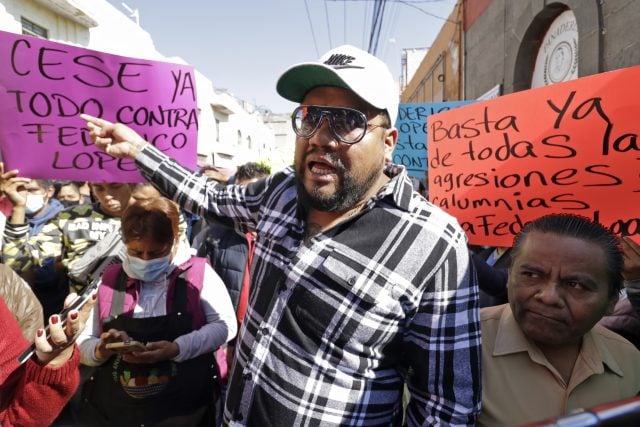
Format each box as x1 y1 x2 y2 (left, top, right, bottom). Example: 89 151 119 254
324 54 364 69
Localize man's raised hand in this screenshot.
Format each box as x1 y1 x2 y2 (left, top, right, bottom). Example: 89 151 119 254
81 114 148 159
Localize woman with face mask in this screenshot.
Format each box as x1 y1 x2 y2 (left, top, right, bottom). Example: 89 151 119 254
76 197 237 426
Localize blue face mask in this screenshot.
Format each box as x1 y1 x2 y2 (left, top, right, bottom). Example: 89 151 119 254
123 254 172 282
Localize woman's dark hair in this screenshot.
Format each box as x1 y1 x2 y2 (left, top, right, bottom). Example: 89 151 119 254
121 197 179 247
511 213 623 297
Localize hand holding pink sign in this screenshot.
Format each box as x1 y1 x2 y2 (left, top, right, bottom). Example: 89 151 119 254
0 30 199 183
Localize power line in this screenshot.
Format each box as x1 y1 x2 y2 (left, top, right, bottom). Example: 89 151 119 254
396 0 457 23
321 0 453 54
368 0 388 55
324 0 333 48
375 0 389 54
326 0 451 3
367 0 380 53
304 0 321 57
326 0 454 23
379 0 400 60
362 0 370 48
344 0 347 44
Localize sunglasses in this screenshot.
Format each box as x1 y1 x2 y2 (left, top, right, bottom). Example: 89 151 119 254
291 105 386 144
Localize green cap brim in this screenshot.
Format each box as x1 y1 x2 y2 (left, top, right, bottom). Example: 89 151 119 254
276 64 351 103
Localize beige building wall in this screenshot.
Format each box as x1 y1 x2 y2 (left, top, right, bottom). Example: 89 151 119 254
401 1 464 103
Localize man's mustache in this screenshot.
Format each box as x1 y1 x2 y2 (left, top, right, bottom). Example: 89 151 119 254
303 148 346 172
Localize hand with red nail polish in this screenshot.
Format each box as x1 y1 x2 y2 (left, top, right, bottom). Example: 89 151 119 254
0 267 92 427
34 291 97 367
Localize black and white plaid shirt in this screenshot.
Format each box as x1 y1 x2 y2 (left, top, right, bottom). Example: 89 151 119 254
137 146 481 426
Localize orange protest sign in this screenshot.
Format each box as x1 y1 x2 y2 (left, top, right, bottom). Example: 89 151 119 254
428 66 640 246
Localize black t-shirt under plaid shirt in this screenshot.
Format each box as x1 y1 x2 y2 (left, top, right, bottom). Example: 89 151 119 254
136 146 481 426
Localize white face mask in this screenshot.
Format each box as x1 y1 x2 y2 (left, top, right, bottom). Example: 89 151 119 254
25 194 46 215
123 254 172 282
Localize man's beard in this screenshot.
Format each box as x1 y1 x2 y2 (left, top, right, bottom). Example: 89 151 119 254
295 152 381 213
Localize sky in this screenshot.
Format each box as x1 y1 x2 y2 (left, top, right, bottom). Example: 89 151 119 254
106 0 456 113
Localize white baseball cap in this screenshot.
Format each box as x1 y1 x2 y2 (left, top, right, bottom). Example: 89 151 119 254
276 44 399 125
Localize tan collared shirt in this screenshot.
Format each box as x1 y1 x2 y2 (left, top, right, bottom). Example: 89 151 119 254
479 304 640 426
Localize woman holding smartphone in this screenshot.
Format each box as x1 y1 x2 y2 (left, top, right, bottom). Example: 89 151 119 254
77 196 236 426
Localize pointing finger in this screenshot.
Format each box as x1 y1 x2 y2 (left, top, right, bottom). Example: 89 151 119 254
80 113 112 128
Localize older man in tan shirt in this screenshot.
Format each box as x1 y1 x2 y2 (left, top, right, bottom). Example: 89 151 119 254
479 214 640 426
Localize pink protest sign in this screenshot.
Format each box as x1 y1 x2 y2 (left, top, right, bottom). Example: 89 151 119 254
0 30 198 182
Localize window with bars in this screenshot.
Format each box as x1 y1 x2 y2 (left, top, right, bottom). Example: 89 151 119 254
21 17 48 39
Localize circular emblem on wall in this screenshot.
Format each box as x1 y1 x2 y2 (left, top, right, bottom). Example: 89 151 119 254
548 41 573 82
531 10 579 88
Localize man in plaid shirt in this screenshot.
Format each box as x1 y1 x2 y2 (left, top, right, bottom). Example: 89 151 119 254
83 44 481 426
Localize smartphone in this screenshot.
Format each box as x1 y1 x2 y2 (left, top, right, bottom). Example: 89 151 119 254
105 340 147 353
17 282 98 365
